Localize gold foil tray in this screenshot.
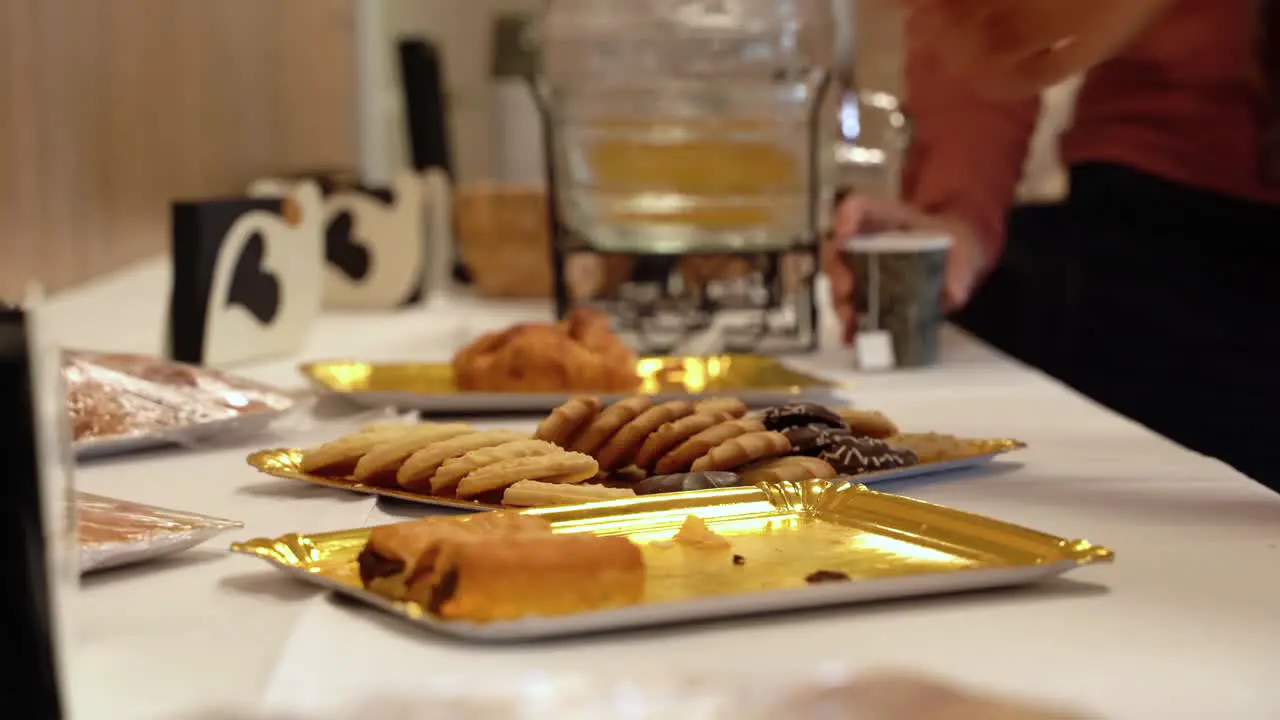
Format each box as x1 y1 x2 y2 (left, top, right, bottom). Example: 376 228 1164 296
300 355 841 414
230 480 1112 641
246 437 1026 513
247 448 502 511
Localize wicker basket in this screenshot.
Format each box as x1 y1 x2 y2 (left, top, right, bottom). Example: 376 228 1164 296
454 183 555 298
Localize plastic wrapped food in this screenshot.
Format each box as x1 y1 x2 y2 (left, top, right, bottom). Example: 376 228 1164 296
64 351 295 458
77 492 242 573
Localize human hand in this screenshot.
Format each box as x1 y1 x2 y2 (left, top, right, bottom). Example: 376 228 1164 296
903 0 1178 97
823 195 984 346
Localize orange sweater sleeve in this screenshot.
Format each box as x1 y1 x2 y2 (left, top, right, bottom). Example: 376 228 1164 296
902 36 1042 267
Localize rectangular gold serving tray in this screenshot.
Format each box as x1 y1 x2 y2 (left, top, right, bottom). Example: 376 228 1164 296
230 480 1111 641
300 355 842 414
246 436 1027 513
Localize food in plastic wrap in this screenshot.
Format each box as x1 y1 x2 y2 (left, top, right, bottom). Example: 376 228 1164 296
78 492 242 573
64 350 295 455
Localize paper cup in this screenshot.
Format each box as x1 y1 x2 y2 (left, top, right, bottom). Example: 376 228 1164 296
841 231 952 368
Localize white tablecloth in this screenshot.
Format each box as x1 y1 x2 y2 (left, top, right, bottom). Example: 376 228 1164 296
51 259 1280 719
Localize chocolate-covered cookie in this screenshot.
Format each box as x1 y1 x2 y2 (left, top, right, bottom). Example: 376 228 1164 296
760 402 845 432
819 436 919 475
633 471 743 495
781 423 851 455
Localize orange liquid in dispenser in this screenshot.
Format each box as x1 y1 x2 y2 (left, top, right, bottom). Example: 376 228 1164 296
560 117 811 251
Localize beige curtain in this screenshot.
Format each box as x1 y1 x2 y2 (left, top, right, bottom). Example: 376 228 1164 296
0 0 359 299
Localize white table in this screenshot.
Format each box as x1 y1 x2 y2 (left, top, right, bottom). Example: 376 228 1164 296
51 259 1280 719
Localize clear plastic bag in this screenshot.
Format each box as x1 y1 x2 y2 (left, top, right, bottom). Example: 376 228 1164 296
65 351 298 459
77 492 242 573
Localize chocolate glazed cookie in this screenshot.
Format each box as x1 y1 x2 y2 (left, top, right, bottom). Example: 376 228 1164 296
759 402 846 432
819 436 919 475
781 424 851 456
633 471 743 495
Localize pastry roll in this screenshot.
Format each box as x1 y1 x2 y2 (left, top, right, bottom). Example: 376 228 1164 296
413 534 645 622
357 513 551 601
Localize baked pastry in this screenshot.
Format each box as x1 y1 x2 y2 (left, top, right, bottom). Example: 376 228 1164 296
569 396 654 455
819 436 918 475
296 423 600 500
781 424 851 456
741 456 838 484
397 430 527 491
633 471 743 495
835 407 900 439
429 439 560 495
502 480 637 507
299 423 423 475
455 451 599 499
759 402 847 432
690 430 793 472
534 396 602 447
357 513 553 601
631 411 732 472
693 397 749 418
887 432 998 463
353 423 474 486
451 307 639 393
657 417 764 475
595 400 693 470
416 534 646 622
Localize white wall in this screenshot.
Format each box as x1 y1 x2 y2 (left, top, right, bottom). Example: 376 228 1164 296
363 0 542 183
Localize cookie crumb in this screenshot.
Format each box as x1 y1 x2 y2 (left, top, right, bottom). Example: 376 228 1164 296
804 570 850 584
673 515 731 550
732 554 746 566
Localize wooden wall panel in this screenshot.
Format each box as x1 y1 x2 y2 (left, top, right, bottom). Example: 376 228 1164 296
0 0 358 298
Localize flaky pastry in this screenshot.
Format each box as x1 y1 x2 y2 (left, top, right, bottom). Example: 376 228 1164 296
418 534 645 622
357 513 552 601
360 513 645 622
451 307 639 393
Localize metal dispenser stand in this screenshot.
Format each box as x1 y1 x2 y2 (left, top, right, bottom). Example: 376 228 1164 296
530 69 832 356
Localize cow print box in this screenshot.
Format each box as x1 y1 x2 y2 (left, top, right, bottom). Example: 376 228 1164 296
168 183 324 367
250 168 449 310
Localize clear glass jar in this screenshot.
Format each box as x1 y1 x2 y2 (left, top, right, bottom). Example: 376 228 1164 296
537 0 835 254
834 87 911 202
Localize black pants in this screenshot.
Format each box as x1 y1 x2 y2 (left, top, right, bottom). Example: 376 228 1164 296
954 164 1280 492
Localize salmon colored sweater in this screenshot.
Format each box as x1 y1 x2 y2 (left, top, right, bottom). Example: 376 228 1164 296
902 0 1280 264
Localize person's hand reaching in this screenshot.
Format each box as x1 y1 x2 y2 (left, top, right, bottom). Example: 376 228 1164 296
822 195 985 346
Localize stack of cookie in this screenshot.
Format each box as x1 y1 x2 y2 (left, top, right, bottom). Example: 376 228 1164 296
533 397 922 494
885 432 1005 464
297 421 635 505
760 403 918 479
285 399 950 507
